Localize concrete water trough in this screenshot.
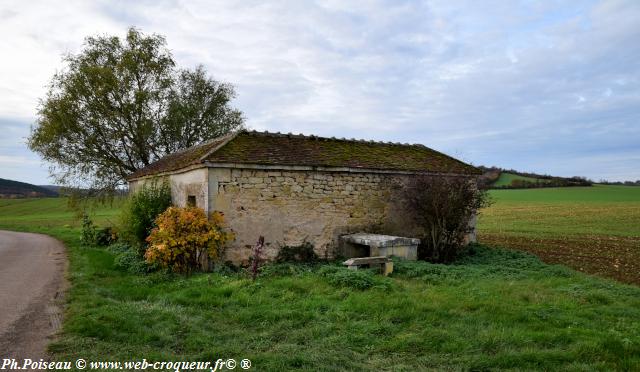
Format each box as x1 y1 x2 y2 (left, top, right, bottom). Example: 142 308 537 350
340 233 420 260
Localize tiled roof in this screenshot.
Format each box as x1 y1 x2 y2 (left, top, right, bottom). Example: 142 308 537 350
126 135 231 180
127 130 481 180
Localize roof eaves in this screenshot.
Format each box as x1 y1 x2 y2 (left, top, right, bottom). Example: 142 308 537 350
202 161 480 176
127 163 208 182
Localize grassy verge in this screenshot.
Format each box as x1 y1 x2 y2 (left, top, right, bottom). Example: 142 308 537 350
1 197 639 370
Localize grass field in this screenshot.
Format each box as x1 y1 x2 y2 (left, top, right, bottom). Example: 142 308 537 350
0 198 122 231
477 185 640 285
1 196 639 370
492 172 546 187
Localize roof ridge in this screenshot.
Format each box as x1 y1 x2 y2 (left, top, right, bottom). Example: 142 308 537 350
243 129 426 148
157 135 223 159
198 131 241 162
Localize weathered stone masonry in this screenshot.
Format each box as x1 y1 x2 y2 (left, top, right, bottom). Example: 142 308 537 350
210 167 415 264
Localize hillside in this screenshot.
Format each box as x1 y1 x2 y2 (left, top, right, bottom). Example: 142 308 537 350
0 178 58 198
478 166 592 189
492 172 547 187
39 185 63 194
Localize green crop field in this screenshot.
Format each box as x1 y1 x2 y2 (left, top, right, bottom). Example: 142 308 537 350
492 172 546 187
478 185 640 285
1 196 639 370
0 197 122 231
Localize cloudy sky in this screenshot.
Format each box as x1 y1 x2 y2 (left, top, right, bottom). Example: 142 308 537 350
1 0 638 184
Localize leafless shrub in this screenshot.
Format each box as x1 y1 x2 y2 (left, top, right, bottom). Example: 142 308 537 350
402 175 490 263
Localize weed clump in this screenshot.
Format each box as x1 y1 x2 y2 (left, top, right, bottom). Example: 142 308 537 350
80 213 117 247
260 263 315 278
392 245 577 284
318 265 392 290
107 242 155 274
275 241 319 263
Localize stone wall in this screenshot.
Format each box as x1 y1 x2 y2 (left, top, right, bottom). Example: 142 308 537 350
130 166 478 265
128 168 209 211
168 168 209 210
208 167 420 264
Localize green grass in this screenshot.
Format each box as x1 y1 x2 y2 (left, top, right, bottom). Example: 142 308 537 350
0 197 122 230
489 184 640 203
1 197 640 370
492 172 546 187
480 185 640 238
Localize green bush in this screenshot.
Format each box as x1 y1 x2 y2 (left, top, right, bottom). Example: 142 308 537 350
106 242 131 254
213 261 240 276
80 214 97 246
275 241 319 263
120 181 172 248
80 214 116 247
108 242 154 274
95 227 117 246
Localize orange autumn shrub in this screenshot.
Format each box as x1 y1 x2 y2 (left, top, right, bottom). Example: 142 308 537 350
145 207 232 273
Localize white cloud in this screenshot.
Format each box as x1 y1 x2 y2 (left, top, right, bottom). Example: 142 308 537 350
0 0 639 183
0 1 124 119
0 155 40 166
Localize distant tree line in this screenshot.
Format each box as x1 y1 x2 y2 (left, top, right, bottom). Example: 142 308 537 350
503 177 592 189
598 180 640 186
477 166 593 189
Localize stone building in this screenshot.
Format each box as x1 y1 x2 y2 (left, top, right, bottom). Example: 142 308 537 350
126 130 481 263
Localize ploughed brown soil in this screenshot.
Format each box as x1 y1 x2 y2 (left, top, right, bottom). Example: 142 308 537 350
479 233 640 286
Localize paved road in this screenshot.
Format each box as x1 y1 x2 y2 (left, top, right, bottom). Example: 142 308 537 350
0 230 66 360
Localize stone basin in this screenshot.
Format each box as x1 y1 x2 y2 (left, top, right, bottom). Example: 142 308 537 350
340 233 420 260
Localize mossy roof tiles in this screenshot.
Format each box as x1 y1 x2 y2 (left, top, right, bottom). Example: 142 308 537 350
127 130 480 180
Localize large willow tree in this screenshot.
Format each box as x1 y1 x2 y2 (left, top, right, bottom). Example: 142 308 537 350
29 28 244 192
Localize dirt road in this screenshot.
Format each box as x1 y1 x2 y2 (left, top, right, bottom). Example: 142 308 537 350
0 230 66 359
